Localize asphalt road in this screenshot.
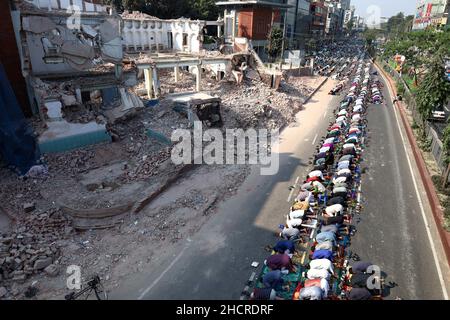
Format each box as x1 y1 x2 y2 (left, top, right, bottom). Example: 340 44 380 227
349 74 445 300
113 79 342 299
114 72 446 300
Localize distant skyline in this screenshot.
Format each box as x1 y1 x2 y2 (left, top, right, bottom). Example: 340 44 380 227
351 0 417 19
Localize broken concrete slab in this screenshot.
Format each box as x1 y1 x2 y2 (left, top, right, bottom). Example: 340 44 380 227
0 286 7 298
44 264 59 277
98 18 120 43
22 16 56 34
101 37 123 62
33 257 52 270
23 203 35 213
61 41 95 60
45 100 63 120
103 89 144 123
38 120 111 154
81 24 98 38
61 94 77 107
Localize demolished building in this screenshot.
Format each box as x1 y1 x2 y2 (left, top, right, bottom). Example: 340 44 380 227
10 0 144 153
121 11 224 54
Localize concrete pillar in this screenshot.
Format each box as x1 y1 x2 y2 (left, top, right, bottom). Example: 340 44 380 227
144 68 153 99
232 11 236 40
174 66 180 82
196 65 202 92
152 67 159 98
75 88 82 103
115 64 122 80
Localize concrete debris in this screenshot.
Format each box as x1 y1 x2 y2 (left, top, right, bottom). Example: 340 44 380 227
23 203 35 213
121 11 160 20
22 16 56 34
33 257 53 270
0 207 68 291
98 18 121 43
0 15 327 296
24 165 48 178
43 264 59 277
0 286 7 298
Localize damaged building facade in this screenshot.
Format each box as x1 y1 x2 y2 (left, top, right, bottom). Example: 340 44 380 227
5 0 284 158
10 0 145 153
121 11 223 54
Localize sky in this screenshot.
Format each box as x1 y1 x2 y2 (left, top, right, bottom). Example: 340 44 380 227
351 0 417 19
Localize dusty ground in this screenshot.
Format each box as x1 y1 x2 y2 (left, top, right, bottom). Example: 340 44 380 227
0 70 325 299
33 163 250 299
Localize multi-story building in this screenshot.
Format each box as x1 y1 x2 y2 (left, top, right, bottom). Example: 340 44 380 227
310 0 328 36
412 0 449 30
216 0 292 58
285 0 312 48
324 0 344 36
343 6 355 29
340 0 351 11
352 14 365 31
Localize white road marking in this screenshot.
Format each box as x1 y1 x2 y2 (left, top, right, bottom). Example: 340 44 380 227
384 70 449 300
287 176 300 202
138 244 190 299
312 133 318 146
358 137 365 204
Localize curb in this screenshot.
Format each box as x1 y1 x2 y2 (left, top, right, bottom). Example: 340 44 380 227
277 76 329 134
303 76 329 105
375 61 450 267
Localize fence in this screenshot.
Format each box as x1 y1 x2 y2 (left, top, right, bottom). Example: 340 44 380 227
379 59 448 174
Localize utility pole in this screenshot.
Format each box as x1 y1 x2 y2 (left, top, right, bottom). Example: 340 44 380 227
280 9 288 67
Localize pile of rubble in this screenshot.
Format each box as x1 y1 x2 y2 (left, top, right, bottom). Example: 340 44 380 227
0 207 72 298
219 76 323 130
0 55 325 299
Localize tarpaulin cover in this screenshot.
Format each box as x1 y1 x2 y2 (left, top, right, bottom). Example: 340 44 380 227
0 63 40 175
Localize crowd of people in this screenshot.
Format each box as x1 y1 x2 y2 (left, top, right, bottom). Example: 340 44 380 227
249 52 385 301
313 40 366 80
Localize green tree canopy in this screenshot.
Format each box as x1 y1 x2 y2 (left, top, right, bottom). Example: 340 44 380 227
266 27 284 62
105 0 220 20
416 54 450 123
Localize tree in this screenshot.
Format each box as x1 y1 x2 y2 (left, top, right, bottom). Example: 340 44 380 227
189 0 220 20
381 28 450 86
346 20 354 32
386 12 405 38
363 28 379 57
104 0 219 20
416 54 450 130
307 38 317 53
266 27 284 62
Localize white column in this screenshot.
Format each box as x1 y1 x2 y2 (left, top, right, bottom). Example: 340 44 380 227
152 67 159 98
174 66 180 82
144 68 153 99
196 65 202 92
